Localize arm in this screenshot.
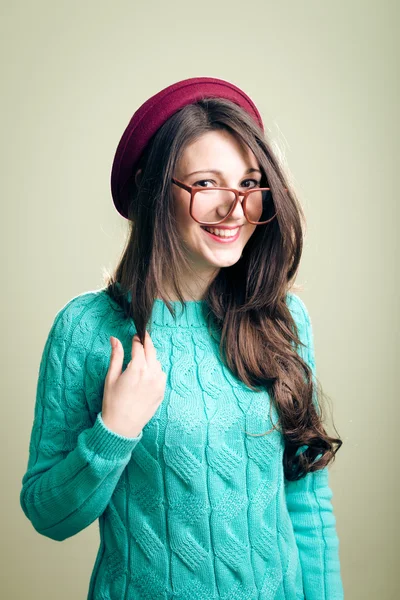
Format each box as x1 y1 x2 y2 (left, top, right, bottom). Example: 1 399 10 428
20 295 142 541
284 294 344 600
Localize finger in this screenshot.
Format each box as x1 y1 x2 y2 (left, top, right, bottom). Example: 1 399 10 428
130 333 147 369
143 330 160 368
106 336 124 385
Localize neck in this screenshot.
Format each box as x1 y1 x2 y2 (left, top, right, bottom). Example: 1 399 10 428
160 266 220 302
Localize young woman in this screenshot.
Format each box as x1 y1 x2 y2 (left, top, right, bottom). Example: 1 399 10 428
20 76 344 599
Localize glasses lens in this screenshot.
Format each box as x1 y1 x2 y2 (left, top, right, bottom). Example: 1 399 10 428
245 189 275 223
192 188 275 225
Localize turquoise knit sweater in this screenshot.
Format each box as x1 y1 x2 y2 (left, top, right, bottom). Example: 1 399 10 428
20 287 344 600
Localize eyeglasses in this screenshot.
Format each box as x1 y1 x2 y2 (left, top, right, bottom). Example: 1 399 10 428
171 177 280 226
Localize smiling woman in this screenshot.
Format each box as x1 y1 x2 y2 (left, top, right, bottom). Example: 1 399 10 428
20 76 344 600
167 129 263 278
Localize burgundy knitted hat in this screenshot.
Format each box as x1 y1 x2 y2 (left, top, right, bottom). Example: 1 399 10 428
110 76 264 219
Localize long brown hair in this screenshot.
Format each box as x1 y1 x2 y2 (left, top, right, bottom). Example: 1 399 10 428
104 97 342 481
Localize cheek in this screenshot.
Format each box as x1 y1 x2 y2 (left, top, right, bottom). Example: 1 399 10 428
174 210 199 246
243 225 257 241
177 213 196 235
241 227 258 250
174 198 194 230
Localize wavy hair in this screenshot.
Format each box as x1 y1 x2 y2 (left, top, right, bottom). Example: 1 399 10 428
103 97 342 481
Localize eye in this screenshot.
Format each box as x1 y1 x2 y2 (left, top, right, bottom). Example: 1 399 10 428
193 179 214 188
241 179 261 188
193 178 261 188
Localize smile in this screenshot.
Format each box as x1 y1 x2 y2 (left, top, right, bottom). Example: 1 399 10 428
201 226 241 243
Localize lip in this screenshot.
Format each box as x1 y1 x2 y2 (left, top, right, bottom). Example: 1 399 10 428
201 226 241 243
203 225 243 230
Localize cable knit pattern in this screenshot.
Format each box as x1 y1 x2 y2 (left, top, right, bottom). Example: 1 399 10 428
20 288 344 599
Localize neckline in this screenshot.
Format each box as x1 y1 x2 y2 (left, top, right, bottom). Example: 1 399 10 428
154 297 205 304
113 283 210 328
151 297 209 328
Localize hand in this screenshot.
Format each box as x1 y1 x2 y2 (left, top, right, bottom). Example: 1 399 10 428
101 332 167 438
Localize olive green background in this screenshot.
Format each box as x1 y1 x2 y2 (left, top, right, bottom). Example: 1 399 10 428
2 1 398 598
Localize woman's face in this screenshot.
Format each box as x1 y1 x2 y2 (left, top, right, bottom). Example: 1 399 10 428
172 129 261 273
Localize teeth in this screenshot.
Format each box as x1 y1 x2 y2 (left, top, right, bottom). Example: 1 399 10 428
203 227 239 238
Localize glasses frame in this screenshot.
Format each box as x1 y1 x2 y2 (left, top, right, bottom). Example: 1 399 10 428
171 177 279 226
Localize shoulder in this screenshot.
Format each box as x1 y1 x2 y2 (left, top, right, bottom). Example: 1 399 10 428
47 288 114 344
285 292 316 370
285 291 312 330
37 288 118 389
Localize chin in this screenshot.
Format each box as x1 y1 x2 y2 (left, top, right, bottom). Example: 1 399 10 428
202 250 243 268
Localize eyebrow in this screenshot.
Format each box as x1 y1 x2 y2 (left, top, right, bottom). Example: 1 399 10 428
185 168 262 177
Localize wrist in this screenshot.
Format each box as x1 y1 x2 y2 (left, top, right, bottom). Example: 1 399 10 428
101 413 142 439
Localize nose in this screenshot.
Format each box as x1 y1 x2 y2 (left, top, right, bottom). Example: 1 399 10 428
223 195 246 222
215 190 246 223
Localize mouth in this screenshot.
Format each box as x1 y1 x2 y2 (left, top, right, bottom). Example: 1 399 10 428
201 225 241 243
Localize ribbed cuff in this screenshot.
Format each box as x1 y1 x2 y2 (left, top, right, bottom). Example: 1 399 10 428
84 412 143 461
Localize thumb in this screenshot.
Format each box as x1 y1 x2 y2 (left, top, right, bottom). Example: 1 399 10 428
106 336 124 385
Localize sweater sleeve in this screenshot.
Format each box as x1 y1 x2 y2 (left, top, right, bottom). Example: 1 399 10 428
19 296 143 542
284 294 344 600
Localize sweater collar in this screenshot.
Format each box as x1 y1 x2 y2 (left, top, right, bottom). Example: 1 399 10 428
114 282 210 329
151 298 210 328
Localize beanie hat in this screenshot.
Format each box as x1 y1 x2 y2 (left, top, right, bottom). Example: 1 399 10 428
110 76 264 219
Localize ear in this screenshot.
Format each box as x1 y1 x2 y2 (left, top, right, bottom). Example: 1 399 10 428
134 168 143 186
